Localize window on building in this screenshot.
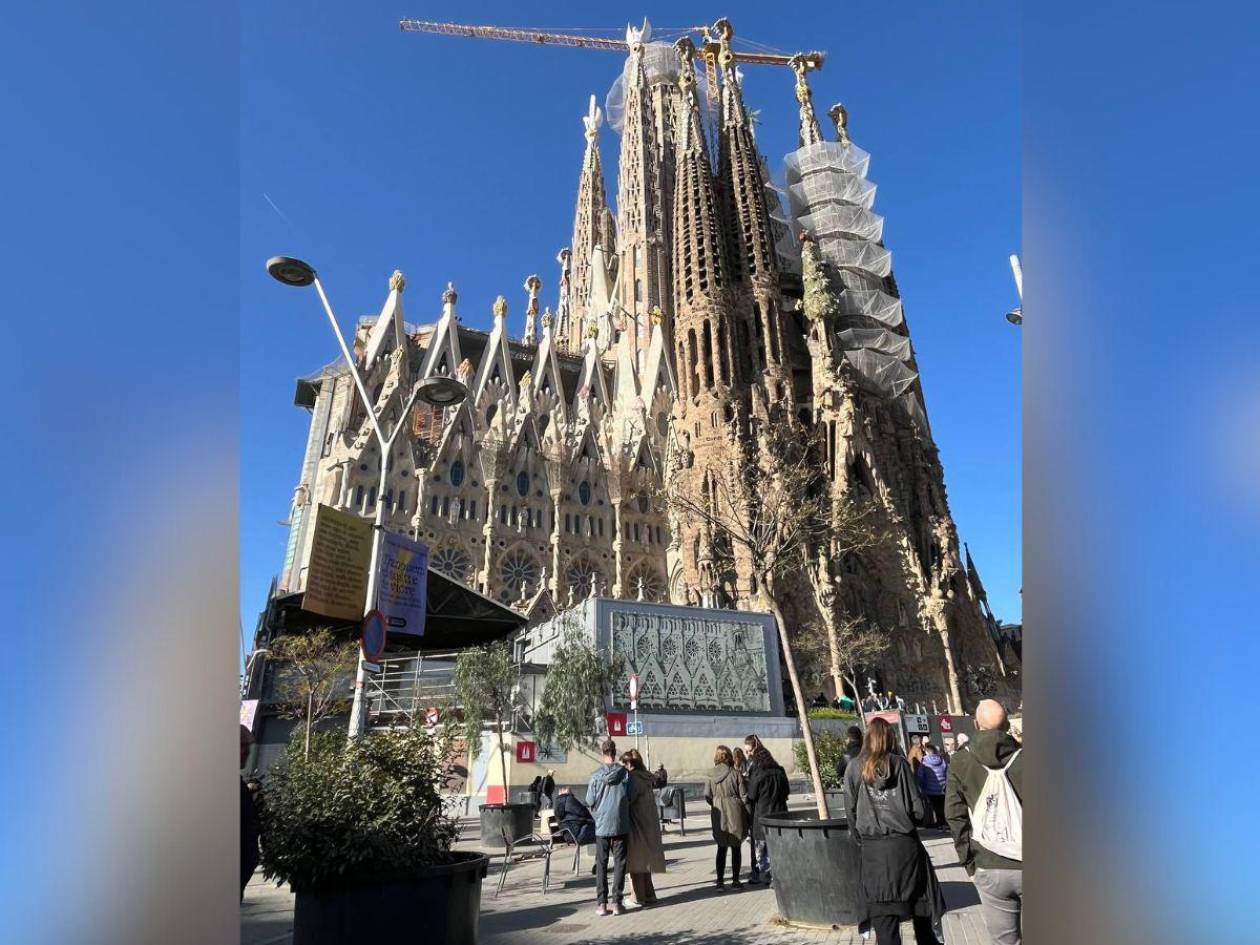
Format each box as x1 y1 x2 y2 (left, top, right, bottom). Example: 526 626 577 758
450 460 465 487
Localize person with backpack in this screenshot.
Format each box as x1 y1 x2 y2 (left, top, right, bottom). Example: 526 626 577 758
843 717 946 945
915 743 949 829
944 699 1023 945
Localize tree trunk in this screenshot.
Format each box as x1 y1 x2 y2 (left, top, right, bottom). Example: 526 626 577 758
768 594 829 819
304 689 314 761
844 670 865 732
936 621 964 715
495 711 510 805
825 616 847 708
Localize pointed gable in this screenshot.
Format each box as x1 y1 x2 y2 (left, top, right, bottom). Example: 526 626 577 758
472 295 518 423
363 270 407 371
419 282 464 379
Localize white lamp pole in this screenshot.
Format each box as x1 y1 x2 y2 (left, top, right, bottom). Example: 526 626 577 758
267 257 468 738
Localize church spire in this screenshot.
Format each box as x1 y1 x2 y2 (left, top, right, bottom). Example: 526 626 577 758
565 95 608 354
522 274 541 346
790 55 824 147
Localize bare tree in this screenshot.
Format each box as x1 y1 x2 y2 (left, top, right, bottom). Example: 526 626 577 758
269 629 357 760
662 422 844 817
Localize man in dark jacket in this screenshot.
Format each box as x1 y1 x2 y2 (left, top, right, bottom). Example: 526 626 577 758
834 725 863 785
585 739 632 916
944 700 1023 945
744 743 790 884
553 787 596 845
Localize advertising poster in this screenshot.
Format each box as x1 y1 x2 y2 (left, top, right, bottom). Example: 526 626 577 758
376 530 429 637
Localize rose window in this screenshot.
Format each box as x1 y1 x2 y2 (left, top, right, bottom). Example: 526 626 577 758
565 556 602 600
497 549 540 603
626 565 666 602
430 546 471 583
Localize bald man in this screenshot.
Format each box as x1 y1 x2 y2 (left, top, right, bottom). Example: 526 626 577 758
944 700 1023 945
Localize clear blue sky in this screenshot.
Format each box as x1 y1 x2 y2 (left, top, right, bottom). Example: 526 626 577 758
241 1 1021 646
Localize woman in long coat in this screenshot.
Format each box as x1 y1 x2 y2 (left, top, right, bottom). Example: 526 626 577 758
704 745 748 889
620 749 666 905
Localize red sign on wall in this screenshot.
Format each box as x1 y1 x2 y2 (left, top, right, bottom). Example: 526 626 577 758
937 714 954 733
515 740 536 763
606 712 627 737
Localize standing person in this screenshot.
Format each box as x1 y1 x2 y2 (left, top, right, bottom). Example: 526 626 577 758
843 717 946 945
835 724 863 785
620 749 666 906
951 732 970 756
915 743 949 829
743 734 790 885
906 734 925 775
944 700 1023 945
541 769 556 810
239 725 260 901
704 745 748 890
586 739 633 916
731 746 754 880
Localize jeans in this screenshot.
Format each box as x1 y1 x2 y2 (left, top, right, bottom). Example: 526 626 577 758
974 867 1023 945
753 839 770 874
594 835 628 906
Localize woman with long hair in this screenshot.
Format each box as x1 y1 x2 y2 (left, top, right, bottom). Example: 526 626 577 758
842 718 946 945
619 749 666 906
743 734 790 884
703 745 748 889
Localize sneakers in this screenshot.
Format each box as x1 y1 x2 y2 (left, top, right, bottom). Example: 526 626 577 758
595 905 612 917
731 880 744 889
613 903 627 916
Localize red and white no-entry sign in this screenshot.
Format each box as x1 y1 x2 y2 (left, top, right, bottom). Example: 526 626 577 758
425 706 440 728
628 674 641 710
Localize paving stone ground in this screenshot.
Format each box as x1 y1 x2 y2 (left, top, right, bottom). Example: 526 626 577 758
241 799 993 945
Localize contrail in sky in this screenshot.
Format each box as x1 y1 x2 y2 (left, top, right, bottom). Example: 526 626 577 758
263 192 295 231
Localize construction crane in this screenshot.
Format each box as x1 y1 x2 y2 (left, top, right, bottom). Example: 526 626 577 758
399 17 824 142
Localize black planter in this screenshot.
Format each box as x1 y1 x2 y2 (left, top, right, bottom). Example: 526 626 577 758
292 851 488 945
478 802 535 848
761 810 863 928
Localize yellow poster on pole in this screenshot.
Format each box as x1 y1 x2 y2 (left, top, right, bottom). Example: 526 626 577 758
302 503 372 621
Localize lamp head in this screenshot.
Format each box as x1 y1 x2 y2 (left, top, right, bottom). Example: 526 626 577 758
266 256 317 288
415 376 468 407
1005 307 1023 326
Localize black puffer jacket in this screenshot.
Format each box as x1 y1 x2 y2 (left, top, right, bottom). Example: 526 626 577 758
745 753 790 842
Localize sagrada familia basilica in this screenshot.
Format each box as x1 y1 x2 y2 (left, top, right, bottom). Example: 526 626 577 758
276 21 1019 712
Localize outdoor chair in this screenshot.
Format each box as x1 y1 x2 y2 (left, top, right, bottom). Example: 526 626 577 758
656 786 687 835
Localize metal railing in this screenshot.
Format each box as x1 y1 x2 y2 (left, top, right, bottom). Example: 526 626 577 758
363 650 458 730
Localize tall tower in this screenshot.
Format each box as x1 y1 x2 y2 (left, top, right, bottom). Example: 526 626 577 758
614 21 673 362
563 95 609 353
715 19 796 415
666 38 752 607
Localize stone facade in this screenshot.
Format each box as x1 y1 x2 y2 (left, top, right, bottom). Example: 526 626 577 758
277 29 1018 714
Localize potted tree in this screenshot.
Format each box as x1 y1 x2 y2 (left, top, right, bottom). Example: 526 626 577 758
533 618 623 754
259 725 487 945
453 640 532 849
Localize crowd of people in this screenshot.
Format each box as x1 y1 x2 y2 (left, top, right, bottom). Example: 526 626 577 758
241 700 1022 943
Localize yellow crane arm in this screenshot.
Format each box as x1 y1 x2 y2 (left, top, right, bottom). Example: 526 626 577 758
398 19 824 70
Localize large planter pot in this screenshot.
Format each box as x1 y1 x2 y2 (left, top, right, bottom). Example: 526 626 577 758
292 851 488 945
762 810 863 928
478 802 534 848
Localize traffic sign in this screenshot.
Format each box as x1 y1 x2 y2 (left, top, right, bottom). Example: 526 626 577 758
515 740 536 763
626 720 644 736
628 673 641 710
361 609 388 662
425 706 441 727
361 660 382 674
937 714 954 733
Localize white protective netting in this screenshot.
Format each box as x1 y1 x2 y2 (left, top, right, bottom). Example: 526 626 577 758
781 137 927 429
605 42 681 135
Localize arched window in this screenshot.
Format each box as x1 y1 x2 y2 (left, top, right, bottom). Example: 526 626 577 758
578 481 592 505
516 471 530 497
702 321 715 388
687 329 700 397
449 460 465 487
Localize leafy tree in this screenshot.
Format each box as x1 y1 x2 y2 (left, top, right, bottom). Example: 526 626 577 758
452 640 522 805
793 729 851 791
533 620 624 753
268 629 357 760
259 726 459 889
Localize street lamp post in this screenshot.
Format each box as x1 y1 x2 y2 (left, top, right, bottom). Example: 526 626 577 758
266 256 469 738
1005 253 1023 326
